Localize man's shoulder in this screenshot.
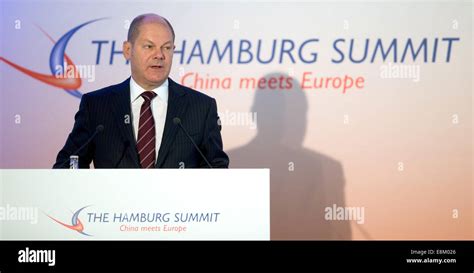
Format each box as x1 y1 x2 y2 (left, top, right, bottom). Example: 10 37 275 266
82 78 129 99
170 78 215 104
82 78 216 105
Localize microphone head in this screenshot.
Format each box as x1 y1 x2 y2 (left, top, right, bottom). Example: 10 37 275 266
173 117 181 125
96 124 104 132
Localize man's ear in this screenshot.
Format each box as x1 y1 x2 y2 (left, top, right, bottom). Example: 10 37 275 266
123 41 131 60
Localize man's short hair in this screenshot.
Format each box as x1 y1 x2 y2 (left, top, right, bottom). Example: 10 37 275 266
127 14 175 44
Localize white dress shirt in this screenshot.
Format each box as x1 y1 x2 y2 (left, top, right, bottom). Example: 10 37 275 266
130 77 169 161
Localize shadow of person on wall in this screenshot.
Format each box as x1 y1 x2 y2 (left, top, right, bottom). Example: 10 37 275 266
228 72 351 240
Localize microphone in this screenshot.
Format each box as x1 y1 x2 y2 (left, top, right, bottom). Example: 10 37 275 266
56 125 104 168
173 117 212 168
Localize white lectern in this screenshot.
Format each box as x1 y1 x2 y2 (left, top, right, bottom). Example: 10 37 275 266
0 169 269 240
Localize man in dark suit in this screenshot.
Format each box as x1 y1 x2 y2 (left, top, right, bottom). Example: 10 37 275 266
53 13 229 168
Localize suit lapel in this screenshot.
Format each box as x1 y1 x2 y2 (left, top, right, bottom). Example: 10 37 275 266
156 78 188 168
110 78 141 168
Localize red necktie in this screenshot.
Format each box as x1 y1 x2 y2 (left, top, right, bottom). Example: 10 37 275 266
136 91 157 168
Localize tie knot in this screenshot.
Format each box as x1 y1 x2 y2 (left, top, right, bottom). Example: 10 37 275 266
141 91 157 102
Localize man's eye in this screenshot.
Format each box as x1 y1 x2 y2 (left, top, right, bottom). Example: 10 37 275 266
144 45 153 49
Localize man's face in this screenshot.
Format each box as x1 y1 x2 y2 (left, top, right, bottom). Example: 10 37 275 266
123 22 174 90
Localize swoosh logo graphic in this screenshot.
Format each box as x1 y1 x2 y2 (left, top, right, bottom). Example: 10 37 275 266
0 18 105 98
47 206 92 236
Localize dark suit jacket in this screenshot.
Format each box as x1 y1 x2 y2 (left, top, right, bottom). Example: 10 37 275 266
53 78 229 168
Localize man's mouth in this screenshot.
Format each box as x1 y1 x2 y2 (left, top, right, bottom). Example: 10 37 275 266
149 65 163 69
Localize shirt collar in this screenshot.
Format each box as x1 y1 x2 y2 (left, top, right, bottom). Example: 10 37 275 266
130 77 169 103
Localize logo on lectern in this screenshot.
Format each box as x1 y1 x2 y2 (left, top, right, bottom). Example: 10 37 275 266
47 206 92 236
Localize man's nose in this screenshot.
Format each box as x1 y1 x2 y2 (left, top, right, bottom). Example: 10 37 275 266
153 48 165 60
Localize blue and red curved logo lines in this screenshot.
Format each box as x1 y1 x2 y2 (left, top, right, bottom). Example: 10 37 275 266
0 18 104 98
47 206 92 236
